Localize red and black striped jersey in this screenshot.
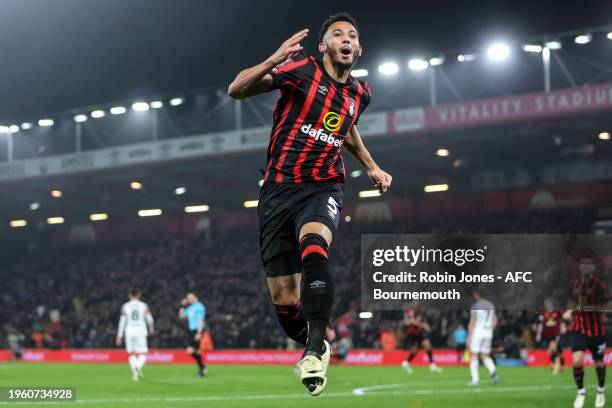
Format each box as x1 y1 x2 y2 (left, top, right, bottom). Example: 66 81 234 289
405 309 425 337
569 277 608 336
539 311 562 339
264 51 371 184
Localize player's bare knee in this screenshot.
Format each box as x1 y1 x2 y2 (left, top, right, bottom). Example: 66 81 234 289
298 222 332 246
573 353 584 366
267 275 300 305
270 290 298 305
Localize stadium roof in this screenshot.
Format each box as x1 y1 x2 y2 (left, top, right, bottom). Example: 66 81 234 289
1 0 612 121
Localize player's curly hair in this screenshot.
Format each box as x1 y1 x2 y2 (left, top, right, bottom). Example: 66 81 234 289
319 12 359 43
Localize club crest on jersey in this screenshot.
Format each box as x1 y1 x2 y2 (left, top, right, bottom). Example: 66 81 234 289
271 56 294 73
348 98 356 116
318 85 328 95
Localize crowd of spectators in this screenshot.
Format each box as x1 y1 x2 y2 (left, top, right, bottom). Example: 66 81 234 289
1 207 608 357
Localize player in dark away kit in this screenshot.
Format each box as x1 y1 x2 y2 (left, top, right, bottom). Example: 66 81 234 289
535 298 565 375
401 309 443 373
564 255 608 408
228 13 392 396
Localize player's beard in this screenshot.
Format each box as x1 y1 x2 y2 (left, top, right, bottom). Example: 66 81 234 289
328 47 359 74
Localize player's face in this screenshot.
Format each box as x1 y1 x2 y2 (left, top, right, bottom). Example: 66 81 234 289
579 258 595 279
320 21 362 70
186 293 197 304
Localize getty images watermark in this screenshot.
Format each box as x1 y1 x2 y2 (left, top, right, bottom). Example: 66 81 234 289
361 234 612 311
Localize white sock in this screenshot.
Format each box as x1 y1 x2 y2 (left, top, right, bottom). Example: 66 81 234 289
137 354 147 370
470 358 479 383
578 388 586 395
483 357 496 375
597 386 605 393
128 355 138 375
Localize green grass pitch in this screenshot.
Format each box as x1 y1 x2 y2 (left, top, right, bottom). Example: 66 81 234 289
0 362 604 407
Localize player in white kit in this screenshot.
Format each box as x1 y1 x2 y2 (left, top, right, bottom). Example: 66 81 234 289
116 290 155 381
467 290 499 385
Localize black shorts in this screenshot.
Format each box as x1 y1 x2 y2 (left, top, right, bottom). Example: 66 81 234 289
258 182 344 277
540 334 561 349
404 334 427 349
186 330 202 350
570 331 606 361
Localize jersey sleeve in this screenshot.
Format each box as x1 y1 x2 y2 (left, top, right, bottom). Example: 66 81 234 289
354 79 372 126
268 51 309 90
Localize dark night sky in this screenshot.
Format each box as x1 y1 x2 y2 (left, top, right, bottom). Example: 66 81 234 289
1 0 611 121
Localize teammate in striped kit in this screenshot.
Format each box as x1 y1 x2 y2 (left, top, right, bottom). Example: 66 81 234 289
228 12 392 396
565 255 609 408
116 290 155 381
400 308 443 373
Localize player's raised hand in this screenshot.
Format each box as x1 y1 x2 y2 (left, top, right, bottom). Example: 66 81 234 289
368 167 392 193
268 29 309 66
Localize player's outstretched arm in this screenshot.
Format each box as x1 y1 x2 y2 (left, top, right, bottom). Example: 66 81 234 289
345 126 392 192
227 29 309 99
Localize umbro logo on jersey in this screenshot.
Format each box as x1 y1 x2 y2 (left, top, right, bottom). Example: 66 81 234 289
327 197 339 220
318 85 328 95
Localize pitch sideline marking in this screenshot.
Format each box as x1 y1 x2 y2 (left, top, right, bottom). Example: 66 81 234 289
351 377 555 394
353 383 578 396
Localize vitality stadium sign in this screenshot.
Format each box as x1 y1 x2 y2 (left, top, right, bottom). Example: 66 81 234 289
2 83 612 182
424 82 612 129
